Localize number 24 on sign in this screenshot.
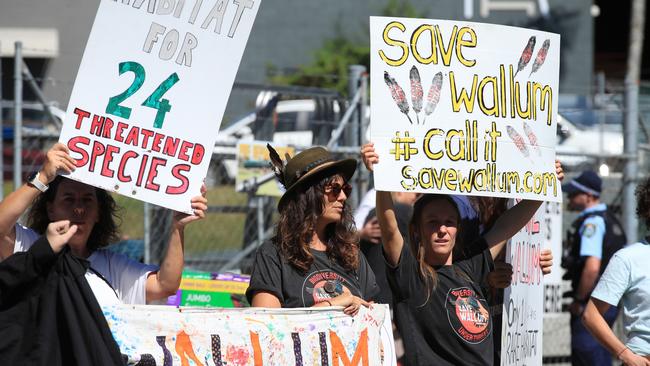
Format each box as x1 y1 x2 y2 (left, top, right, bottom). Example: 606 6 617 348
105 61 180 129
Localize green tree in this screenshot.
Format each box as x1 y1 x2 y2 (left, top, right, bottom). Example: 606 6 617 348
268 0 425 96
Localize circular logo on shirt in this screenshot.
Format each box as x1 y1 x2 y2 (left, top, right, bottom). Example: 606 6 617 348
446 287 491 344
302 270 353 306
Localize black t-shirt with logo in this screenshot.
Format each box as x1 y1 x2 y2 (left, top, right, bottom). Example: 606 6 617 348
387 238 495 366
246 241 379 307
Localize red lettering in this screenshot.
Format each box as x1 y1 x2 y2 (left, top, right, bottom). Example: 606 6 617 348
73 108 91 129
152 133 164 152
118 151 138 182
136 154 149 187
162 136 180 157
115 122 128 143
141 129 154 149
145 157 167 191
191 143 205 165
89 141 106 172
90 115 104 136
101 117 114 139
125 126 140 146
101 144 120 178
167 164 190 194
68 136 90 167
178 141 192 161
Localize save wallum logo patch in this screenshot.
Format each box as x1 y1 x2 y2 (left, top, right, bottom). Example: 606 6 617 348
446 287 492 344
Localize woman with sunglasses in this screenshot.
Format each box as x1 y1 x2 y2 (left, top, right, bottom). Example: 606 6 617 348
246 145 378 316
361 142 562 365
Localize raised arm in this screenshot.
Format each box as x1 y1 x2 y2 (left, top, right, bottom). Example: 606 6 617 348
361 143 404 266
145 184 208 302
483 160 564 260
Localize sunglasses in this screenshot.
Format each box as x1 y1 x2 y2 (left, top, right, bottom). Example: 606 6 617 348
324 183 352 197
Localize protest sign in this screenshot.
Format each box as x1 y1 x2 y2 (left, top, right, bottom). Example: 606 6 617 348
540 201 564 316
370 17 561 202
236 141 294 196
59 0 261 213
501 201 549 366
105 304 396 365
167 270 250 307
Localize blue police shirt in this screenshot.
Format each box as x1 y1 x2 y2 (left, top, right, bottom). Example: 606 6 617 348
578 203 607 259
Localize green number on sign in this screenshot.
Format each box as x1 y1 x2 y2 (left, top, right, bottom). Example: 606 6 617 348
142 72 179 129
105 61 145 119
105 61 180 128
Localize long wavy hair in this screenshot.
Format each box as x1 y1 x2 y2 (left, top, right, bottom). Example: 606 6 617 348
27 176 121 252
408 194 463 305
272 173 359 274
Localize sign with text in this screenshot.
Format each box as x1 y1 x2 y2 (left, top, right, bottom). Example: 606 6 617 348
104 304 396 365
501 201 547 366
370 17 561 202
540 201 564 316
236 141 294 196
60 0 261 213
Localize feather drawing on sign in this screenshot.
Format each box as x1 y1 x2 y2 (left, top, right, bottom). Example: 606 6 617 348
384 71 413 124
423 72 443 124
409 66 423 124
506 126 530 158
514 36 536 77
529 39 550 77
523 122 541 156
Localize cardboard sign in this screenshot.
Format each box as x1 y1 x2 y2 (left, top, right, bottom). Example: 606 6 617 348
501 201 547 366
167 270 250 308
104 304 397 365
236 141 294 196
59 0 261 213
370 17 561 202
540 201 564 316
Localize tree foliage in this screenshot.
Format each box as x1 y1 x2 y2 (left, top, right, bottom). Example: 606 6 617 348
268 0 425 96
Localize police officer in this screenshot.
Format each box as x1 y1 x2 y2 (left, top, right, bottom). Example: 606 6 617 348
563 170 619 366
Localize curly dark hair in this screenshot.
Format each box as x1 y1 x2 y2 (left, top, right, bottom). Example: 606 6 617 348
635 176 650 228
272 173 359 274
26 176 121 252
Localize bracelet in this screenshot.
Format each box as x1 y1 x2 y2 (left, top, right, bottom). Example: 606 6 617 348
616 346 629 360
324 300 332 307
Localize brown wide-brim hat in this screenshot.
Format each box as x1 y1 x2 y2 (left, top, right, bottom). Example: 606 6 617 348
270 145 357 210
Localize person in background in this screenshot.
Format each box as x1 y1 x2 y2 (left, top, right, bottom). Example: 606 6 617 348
563 170 624 366
582 177 650 366
0 143 208 307
361 142 560 365
246 145 378 315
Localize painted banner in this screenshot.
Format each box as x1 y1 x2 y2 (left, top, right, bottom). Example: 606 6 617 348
370 17 561 202
501 201 550 366
59 0 261 213
104 304 396 366
236 141 294 196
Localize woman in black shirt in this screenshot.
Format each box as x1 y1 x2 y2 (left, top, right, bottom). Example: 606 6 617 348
361 143 561 365
246 145 378 315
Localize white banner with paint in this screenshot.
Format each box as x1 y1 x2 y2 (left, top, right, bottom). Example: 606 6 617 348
104 304 396 366
370 17 561 202
501 201 561 366
59 0 260 213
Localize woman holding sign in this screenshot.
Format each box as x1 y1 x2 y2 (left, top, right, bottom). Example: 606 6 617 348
361 142 561 365
0 143 208 307
246 145 378 315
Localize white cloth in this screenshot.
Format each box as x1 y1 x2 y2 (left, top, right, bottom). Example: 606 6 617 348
14 224 158 307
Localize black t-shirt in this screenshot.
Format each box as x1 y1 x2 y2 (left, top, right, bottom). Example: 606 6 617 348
246 241 379 307
387 239 495 366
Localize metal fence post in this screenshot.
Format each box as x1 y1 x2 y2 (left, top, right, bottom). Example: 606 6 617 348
348 65 365 206
13 42 22 190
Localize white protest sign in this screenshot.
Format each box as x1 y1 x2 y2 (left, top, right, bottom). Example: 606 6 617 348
59 0 261 213
104 304 396 366
370 17 561 202
540 201 564 316
501 201 546 366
